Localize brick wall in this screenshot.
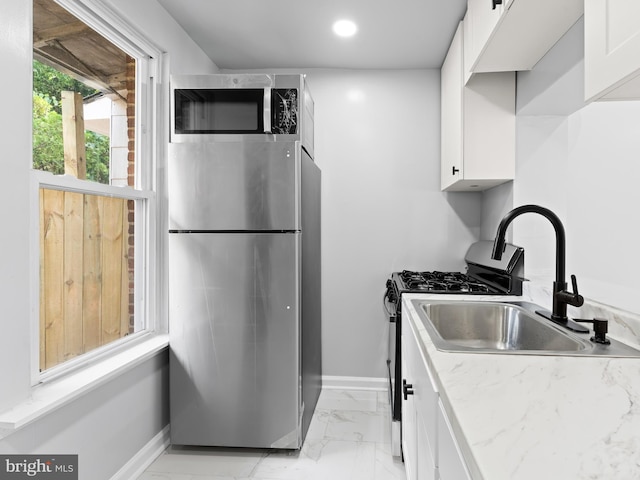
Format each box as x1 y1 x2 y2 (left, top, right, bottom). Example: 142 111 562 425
126 55 135 333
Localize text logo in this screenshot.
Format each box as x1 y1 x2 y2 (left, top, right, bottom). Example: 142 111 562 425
0 455 77 479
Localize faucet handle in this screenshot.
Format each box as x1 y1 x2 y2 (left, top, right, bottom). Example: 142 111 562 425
570 274 584 307
558 274 584 308
571 275 580 297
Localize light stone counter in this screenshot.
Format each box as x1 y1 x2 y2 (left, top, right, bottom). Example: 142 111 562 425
402 293 640 480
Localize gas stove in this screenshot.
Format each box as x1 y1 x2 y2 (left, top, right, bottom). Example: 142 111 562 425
383 241 525 457
394 270 498 294
390 241 526 298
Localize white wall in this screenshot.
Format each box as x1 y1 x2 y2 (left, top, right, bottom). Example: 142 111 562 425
0 1 217 477
107 0 219 75
0 356 168 480
566 101 640 314
305 70 481 378
480 181 512 241
482 18 640 316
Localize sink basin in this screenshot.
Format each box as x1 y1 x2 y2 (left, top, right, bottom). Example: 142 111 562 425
412 300 640 357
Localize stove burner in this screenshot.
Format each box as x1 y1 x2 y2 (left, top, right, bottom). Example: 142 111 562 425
398 270 492 293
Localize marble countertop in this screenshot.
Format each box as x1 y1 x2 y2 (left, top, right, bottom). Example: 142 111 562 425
402 293 640 480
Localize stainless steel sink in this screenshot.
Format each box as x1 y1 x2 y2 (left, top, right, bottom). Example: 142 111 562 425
412 300 640 357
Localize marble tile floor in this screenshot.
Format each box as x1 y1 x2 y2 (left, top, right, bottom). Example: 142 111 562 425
138 388 406 480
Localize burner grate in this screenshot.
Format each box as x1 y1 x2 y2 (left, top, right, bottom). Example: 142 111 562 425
398 270 493 294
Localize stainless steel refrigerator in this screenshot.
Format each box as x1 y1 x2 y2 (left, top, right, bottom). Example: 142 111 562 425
168 140 321 448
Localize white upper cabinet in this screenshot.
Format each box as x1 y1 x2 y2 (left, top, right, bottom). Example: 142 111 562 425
441 21 515 192
585 0 640 101
463 0 506 83
465 0 583 79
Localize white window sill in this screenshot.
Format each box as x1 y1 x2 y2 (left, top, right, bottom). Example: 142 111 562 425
0 334 168 438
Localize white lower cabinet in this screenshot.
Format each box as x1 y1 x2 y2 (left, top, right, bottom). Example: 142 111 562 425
402 316 472 480
402 315 437 480
438 400 472 480
417 413 437 480
402 371 418 480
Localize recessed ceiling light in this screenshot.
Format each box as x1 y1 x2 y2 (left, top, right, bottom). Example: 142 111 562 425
333 19 357 38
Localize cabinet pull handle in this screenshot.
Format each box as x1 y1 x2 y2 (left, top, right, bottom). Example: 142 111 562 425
402 379 414 400
492 0 503 9
452 166 460 175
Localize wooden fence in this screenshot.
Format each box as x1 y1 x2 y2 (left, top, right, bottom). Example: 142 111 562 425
39 189 132 371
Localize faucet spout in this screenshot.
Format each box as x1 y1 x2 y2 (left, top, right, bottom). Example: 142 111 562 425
492 205 566 285
491 205 585 329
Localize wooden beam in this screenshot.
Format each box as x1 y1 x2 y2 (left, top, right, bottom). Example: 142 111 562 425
106 71 128 87
34 51 110 94
33 21 90 48
61 90 87 179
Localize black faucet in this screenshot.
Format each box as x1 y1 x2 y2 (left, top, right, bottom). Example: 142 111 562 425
491 205 588 333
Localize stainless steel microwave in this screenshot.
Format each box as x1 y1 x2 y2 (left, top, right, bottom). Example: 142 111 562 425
170 74 314 157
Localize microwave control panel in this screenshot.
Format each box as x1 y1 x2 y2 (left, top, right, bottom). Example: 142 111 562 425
272 88 298 134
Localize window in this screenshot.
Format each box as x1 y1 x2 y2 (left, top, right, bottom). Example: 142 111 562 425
32 0 160 378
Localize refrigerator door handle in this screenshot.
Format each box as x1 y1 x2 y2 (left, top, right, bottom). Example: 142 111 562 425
264 88 272 133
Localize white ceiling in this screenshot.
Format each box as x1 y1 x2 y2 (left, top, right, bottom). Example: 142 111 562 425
156 0 468 70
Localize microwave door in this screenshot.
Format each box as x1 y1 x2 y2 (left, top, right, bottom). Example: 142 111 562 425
174 88 267 135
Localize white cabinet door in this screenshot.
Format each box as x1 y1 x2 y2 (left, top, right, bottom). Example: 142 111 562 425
403 307 472 480
403 314 438 480
465 0 582 78
401 329 418 480
403 392 418 480
441 21 515 192
441 22 464 190
417 413 437 480
463 0 504 82
438 400 472 480
585 0 640 101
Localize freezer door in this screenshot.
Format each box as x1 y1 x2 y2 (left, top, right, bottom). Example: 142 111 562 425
169 232 301 448
168 142 299 231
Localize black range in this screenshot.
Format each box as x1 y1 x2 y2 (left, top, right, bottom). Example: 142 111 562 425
383 241 525 457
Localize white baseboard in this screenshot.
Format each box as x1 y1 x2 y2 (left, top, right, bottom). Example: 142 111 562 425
321 375 388 391
110 425 170 480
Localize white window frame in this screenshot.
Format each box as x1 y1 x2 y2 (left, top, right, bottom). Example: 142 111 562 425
29 0 165 384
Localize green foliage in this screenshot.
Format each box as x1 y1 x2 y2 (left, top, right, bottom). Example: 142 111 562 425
86 131 110 184
33 60 98 114
32 94 64 175
32 60 111 184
